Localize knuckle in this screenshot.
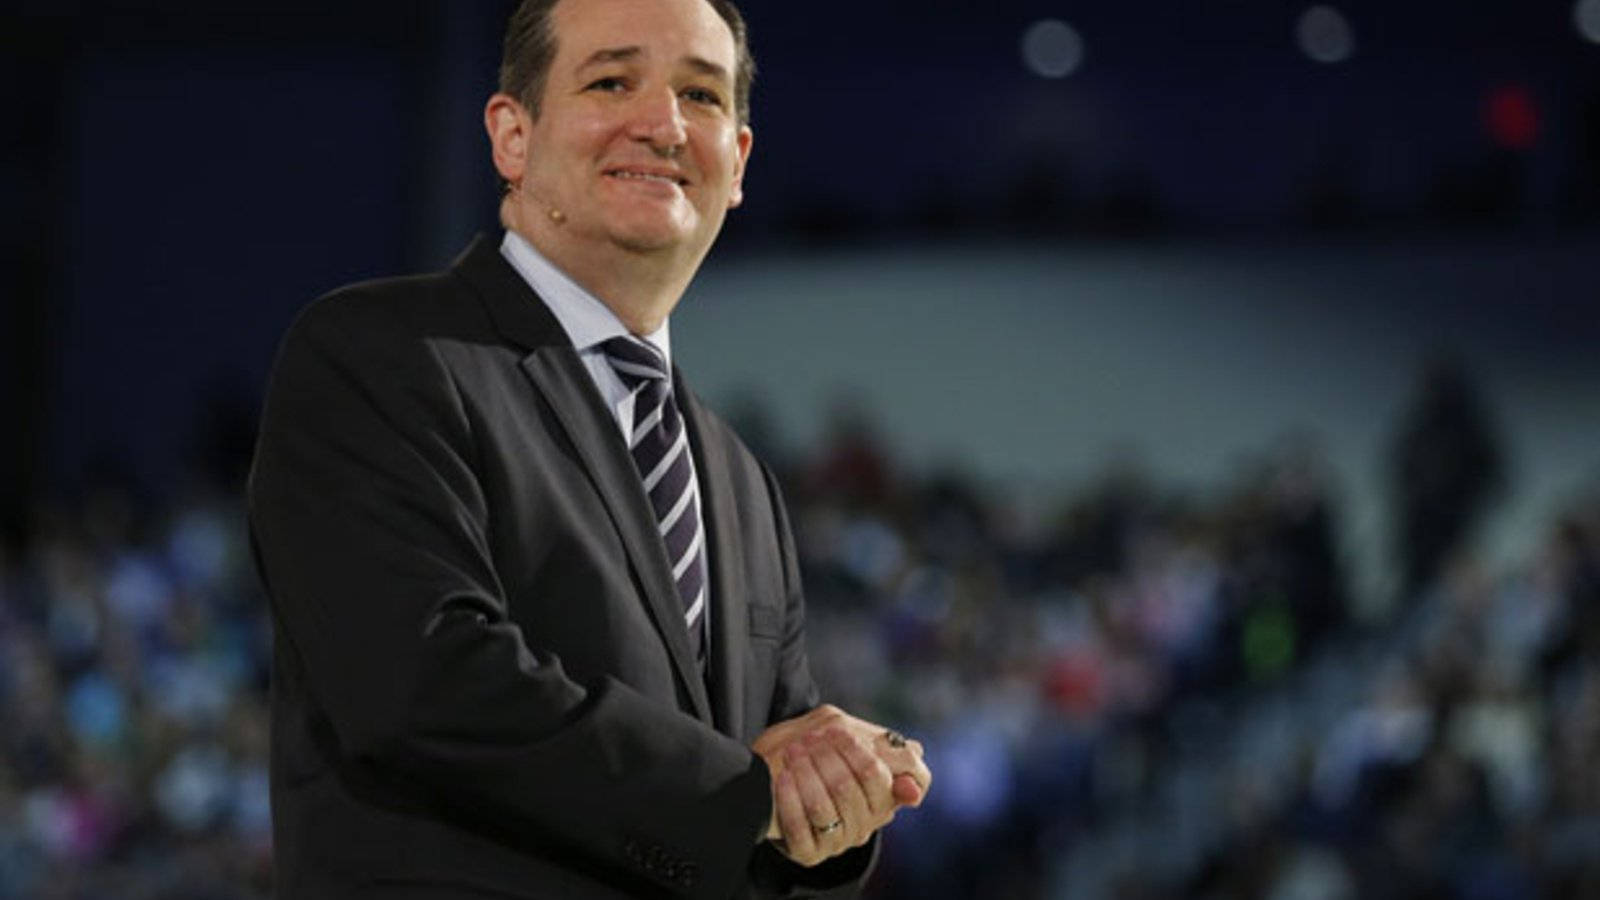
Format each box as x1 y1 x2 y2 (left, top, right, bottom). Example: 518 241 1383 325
860 748 884 769
802 784 829 811
857 754 886 783
871 757 892 781
825 769 854 795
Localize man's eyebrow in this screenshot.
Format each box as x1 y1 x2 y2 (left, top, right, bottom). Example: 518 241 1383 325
574 47 731 82
576 46 642 71
683 56 731 82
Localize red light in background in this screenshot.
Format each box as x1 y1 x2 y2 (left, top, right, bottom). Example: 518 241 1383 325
1484 85 1539 150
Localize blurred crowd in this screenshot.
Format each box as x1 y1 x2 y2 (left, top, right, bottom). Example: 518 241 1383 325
2 363 1598 899
0 481 271 899
778 370 1600 900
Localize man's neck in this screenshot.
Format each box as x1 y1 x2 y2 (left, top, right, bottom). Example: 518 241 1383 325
505 212 699 336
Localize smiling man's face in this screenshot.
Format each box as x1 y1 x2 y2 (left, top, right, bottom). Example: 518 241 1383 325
515 0 753 260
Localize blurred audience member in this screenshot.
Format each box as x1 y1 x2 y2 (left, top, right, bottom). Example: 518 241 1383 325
1389 356 1505 602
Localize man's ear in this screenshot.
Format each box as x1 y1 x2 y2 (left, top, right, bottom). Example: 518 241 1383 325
728 125 753 209
485 93 530 184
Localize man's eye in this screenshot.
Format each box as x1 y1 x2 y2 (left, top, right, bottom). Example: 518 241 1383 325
586 77 626 92
683 87 724 107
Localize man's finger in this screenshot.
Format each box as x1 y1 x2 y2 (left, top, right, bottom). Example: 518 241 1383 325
891 773 924 806
904 747 932 807
805 731 875 846
868 730 931 807
787 742 845 859
824 727 894 819
773 769 818 863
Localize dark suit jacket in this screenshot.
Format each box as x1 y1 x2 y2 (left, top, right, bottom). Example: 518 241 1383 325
247 234 874 899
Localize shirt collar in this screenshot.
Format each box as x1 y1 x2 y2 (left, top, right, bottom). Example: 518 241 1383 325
499 229 672 364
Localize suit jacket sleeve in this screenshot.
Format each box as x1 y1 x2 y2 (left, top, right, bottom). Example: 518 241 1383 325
249 291 777 899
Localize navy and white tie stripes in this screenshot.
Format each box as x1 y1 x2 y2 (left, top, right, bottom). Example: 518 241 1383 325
601 336 707 667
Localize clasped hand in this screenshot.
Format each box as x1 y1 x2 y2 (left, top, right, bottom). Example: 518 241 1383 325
751 704 931 867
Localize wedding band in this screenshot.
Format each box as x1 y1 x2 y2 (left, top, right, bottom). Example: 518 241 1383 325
883 729 907 749
813 818 843 836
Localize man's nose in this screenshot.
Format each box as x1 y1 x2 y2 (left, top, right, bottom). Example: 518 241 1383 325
627 87 688 153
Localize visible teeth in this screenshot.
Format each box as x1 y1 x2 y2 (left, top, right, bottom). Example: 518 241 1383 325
611 171 678 184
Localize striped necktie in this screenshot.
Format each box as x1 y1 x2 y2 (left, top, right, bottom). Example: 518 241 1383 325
601 336 707 668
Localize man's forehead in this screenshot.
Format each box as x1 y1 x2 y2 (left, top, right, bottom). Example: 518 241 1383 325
551 0 737 70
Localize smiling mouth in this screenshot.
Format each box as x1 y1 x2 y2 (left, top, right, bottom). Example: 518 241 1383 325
605 169 689 187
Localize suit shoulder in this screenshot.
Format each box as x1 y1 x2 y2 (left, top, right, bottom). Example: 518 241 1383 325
265 268 501 396
290 269 485 342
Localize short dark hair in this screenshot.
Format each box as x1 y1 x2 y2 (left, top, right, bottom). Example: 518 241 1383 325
499 0 755 127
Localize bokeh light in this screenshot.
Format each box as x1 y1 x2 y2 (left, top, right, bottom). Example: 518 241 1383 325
1577 0 1600 44
1021 19 1086 79
1296 5 1356 64
1485 85 1540 150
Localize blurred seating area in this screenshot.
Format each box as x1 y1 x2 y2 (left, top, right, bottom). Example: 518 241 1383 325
784 419 1600 899
2 395 1598 899
0 484 271 899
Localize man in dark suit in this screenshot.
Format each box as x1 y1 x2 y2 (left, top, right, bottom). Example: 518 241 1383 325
247 0 931 897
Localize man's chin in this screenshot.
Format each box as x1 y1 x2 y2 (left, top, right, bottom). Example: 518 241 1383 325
608 219 700 254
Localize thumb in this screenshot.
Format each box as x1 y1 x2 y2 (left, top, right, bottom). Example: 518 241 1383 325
891 773 924 807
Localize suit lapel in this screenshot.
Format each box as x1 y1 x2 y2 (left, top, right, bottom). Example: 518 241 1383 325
453 234 712 723
679 383 750 738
